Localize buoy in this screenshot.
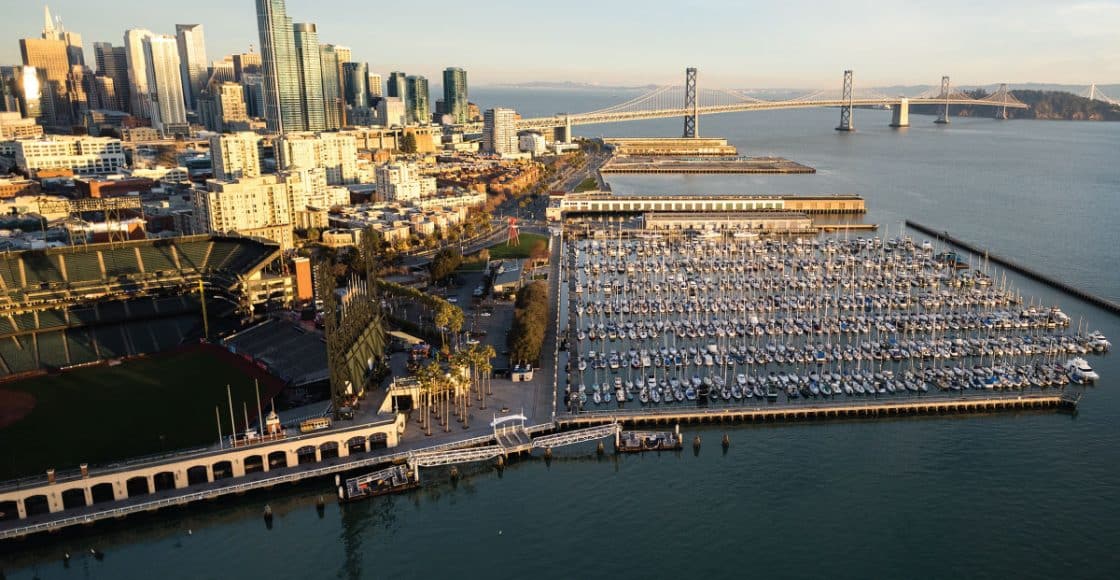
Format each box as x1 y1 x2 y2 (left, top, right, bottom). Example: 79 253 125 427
187 529 192 536
89 547 104 560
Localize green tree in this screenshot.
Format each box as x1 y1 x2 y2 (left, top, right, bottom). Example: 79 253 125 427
399 132 418 154
429 247 462 283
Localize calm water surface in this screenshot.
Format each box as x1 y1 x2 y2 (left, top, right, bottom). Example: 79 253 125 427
4 89 1119 579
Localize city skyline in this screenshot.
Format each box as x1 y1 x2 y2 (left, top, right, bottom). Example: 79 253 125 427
0 0 1117 88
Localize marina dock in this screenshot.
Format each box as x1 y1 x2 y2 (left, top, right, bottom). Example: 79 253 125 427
905 220 1120 315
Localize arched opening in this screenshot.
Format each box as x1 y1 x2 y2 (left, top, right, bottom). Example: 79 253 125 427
24 494 50 517
213 460 234 480
369 432 388 450
319 441 339 460
243 455 264 475
0 500 20 521
346 436 367 455
126 476 150 498
61 488 88 510
90 482 115 504
186 465 210 486
296 445 317 465
267 450 288 469
152 471 176 492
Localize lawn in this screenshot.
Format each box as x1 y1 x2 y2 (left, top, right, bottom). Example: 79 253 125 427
574 177 599 192
485 232 549 260
0 345 283 480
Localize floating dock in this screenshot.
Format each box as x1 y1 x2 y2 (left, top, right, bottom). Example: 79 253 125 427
905 220 1120 315
557 394 1078 429
600 156 816 175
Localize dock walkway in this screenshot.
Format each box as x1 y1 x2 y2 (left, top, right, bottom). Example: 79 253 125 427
557 393 1074 428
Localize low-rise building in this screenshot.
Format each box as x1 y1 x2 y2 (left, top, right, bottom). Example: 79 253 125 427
0 178 41 199
12 136 126 178
376 162 436 202
0 112 44 140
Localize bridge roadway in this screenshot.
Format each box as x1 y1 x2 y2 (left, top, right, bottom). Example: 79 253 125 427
463 98 1029 133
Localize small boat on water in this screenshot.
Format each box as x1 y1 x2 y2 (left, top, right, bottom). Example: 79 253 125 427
618 429 684 452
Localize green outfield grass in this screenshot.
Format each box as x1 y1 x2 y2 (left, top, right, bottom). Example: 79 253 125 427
0 346 279 480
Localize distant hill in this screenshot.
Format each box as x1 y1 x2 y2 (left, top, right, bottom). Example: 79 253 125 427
492 81 654 91
908 89 1120 121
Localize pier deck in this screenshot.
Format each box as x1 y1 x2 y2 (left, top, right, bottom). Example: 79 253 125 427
600 156 816 175
556 393 1075 428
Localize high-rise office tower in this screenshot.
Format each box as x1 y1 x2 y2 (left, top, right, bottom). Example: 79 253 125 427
124 28 154 118
93 42 130 112
443 67 468 124
368 73 382 98
333 46 352 65
242 73 265 118
256 0 304 133
292 23 325 132
13 66 44 123
318 44 342 130
216 82 250 130
387 71 406 99
175 24 207 111
144 35 188 135
19 37 70 125
342 62 368 108
405 75 429 125
41 6 84 67
233 51 261 82
483 108 518 156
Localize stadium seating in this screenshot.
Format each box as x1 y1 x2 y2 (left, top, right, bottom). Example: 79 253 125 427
65 329 99 365
61 252 103 283
0 258 21 289
175 239 211 271
0 235 280 377
91 326 127 359
137 244 178 274
0 336 36 374
11 312 35 332
35 331 68 368
36 309 67 330
20 253 64 285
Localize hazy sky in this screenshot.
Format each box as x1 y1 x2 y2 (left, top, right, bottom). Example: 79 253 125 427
1 0 1117 88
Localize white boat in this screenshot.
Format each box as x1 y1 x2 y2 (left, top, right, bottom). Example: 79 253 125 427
1065 357 1099 382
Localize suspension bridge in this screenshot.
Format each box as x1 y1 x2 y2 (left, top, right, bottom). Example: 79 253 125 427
465 68 1032 139
1082 83 1120 106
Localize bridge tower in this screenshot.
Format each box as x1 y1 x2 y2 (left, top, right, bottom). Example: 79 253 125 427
835 70 854 132
683 67 698 138
935 76 951 124
996 83 1009 120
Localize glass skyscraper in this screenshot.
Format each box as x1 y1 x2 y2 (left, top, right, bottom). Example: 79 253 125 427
256 0 304 133
292 23 325 131
319 44 342 130
342 61 368 108
405 75 429 125
386 71 406 99
442 67 468 124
